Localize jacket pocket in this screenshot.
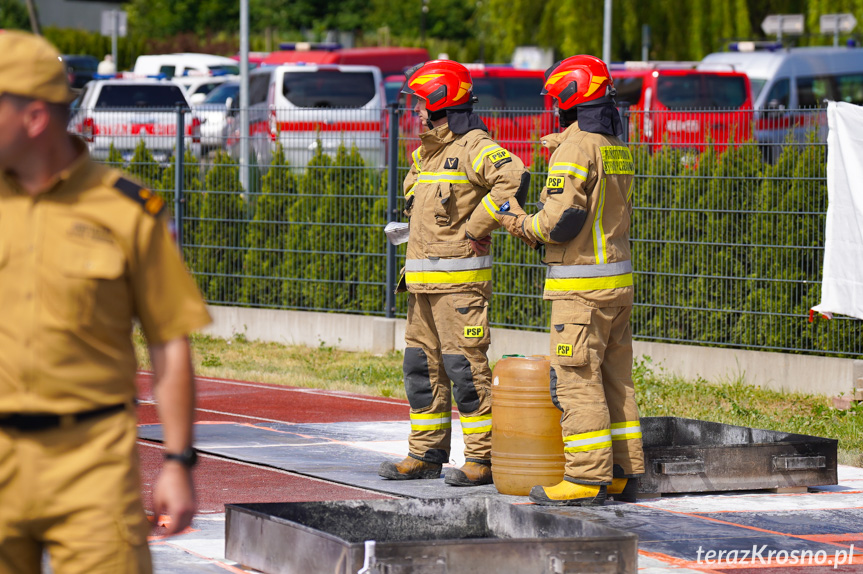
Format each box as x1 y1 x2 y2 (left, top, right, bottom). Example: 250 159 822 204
434 183 452 226
543 243 565 264
550 304 591 367
426 240 472 259
453 293 490 348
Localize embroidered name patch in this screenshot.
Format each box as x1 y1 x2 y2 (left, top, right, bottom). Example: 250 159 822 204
600 146 634 175
556 344 573 357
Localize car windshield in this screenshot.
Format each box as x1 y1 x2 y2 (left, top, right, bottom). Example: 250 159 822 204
749 78 767 101
385 79 405 105
656 74 748 109
94 84 188 108
501 77 546 109
204 83 240 104
282 70 376 108
209 65 240 75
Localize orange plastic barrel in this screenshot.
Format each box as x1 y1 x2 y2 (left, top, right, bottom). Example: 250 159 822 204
491 355 565 495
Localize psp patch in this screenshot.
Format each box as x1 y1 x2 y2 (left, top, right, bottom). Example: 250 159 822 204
490 149 512 168
445 157 459 169
545 175 565 195
464 326 484 338
556 343 573 357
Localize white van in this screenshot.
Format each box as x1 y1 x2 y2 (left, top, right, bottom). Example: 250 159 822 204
242 64 385 168
698 46 863 155
133 53 240 80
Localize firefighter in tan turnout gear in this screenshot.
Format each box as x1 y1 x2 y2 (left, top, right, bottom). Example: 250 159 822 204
498 55 644 505
378 60 530 486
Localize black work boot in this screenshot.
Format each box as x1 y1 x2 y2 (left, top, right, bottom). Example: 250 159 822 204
444 461 492 486
378 457 442 480
607 464 639 502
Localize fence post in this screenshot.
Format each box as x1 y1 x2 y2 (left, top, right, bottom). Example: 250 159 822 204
174 105 185 247
619 103 630 144
385 102 400 318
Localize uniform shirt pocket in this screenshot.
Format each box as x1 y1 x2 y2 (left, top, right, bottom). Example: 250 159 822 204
453 293 490 348
550 306 591 367
47 241 129 329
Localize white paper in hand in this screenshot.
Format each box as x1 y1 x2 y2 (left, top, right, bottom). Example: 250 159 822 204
384 222 410 245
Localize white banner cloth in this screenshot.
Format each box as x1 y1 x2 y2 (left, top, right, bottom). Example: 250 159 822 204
812 101 863 320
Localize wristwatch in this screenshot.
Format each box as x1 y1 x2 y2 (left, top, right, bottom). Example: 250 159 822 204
164 446 198 468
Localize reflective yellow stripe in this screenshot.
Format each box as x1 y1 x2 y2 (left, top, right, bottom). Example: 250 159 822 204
460 414 492 435
545 273 633 292
406 185 416 198
563 429 612 453
412 148 422 170
531 214 547 242
410 412 452 431
418 171 470 184
611 421 642 441
405 269 492 284
481 195 500 222
472 144 504 171
592 178 607 264
549 162 588 181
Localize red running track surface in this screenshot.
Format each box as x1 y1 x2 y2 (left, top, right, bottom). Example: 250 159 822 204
135 372 402 530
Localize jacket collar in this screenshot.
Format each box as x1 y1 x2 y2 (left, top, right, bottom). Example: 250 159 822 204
540 122 582 154
419 123 457 157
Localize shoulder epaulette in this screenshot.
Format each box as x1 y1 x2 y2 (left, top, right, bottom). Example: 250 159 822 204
113 176 166 217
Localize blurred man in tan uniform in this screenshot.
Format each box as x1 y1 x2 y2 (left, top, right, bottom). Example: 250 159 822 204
499 55 644 506
378 60 529 486
0 32 211 573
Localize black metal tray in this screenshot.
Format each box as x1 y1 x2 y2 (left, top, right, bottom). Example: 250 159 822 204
226 497 637 574
641 417 838 494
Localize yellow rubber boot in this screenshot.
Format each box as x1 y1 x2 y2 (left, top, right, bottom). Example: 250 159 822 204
378 457 442 480
444 461 492 486
528 480 607 506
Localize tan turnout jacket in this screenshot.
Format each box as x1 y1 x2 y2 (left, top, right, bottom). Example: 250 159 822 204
402 123 528 296
519 121 634 307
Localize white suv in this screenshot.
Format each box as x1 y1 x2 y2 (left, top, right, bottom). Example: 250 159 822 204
242 64 386 168
69 78 201 163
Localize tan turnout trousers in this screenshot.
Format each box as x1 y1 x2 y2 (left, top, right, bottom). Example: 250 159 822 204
403 292 492 464
549 300 644 484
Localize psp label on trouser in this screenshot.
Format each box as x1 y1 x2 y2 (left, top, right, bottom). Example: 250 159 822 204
464 326 484 338
556 343 573 357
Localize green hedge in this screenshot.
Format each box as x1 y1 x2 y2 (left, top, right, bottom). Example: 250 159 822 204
113 136 858 357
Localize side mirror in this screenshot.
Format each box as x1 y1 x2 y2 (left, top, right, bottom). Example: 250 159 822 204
190 93 207 106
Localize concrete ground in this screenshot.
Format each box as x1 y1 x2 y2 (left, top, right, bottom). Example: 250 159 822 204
136 373 863 573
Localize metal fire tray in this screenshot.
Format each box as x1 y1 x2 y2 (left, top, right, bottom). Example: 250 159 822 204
641 417 838 494
226 497 637 574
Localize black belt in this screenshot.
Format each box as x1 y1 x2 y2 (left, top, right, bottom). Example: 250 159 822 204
0 403 127 432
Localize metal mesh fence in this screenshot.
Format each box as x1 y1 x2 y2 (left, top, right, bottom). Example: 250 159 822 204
73 104 860 357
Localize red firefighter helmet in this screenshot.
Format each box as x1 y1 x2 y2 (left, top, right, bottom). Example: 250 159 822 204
402 60 474 112
541 55 613 110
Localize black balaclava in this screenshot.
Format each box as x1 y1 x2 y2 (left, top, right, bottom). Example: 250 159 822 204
560 93 623 138
426 95 488 134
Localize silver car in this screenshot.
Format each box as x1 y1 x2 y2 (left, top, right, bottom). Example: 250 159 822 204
69 78 202 163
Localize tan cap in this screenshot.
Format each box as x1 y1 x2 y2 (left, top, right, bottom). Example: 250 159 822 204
0 31 75 104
